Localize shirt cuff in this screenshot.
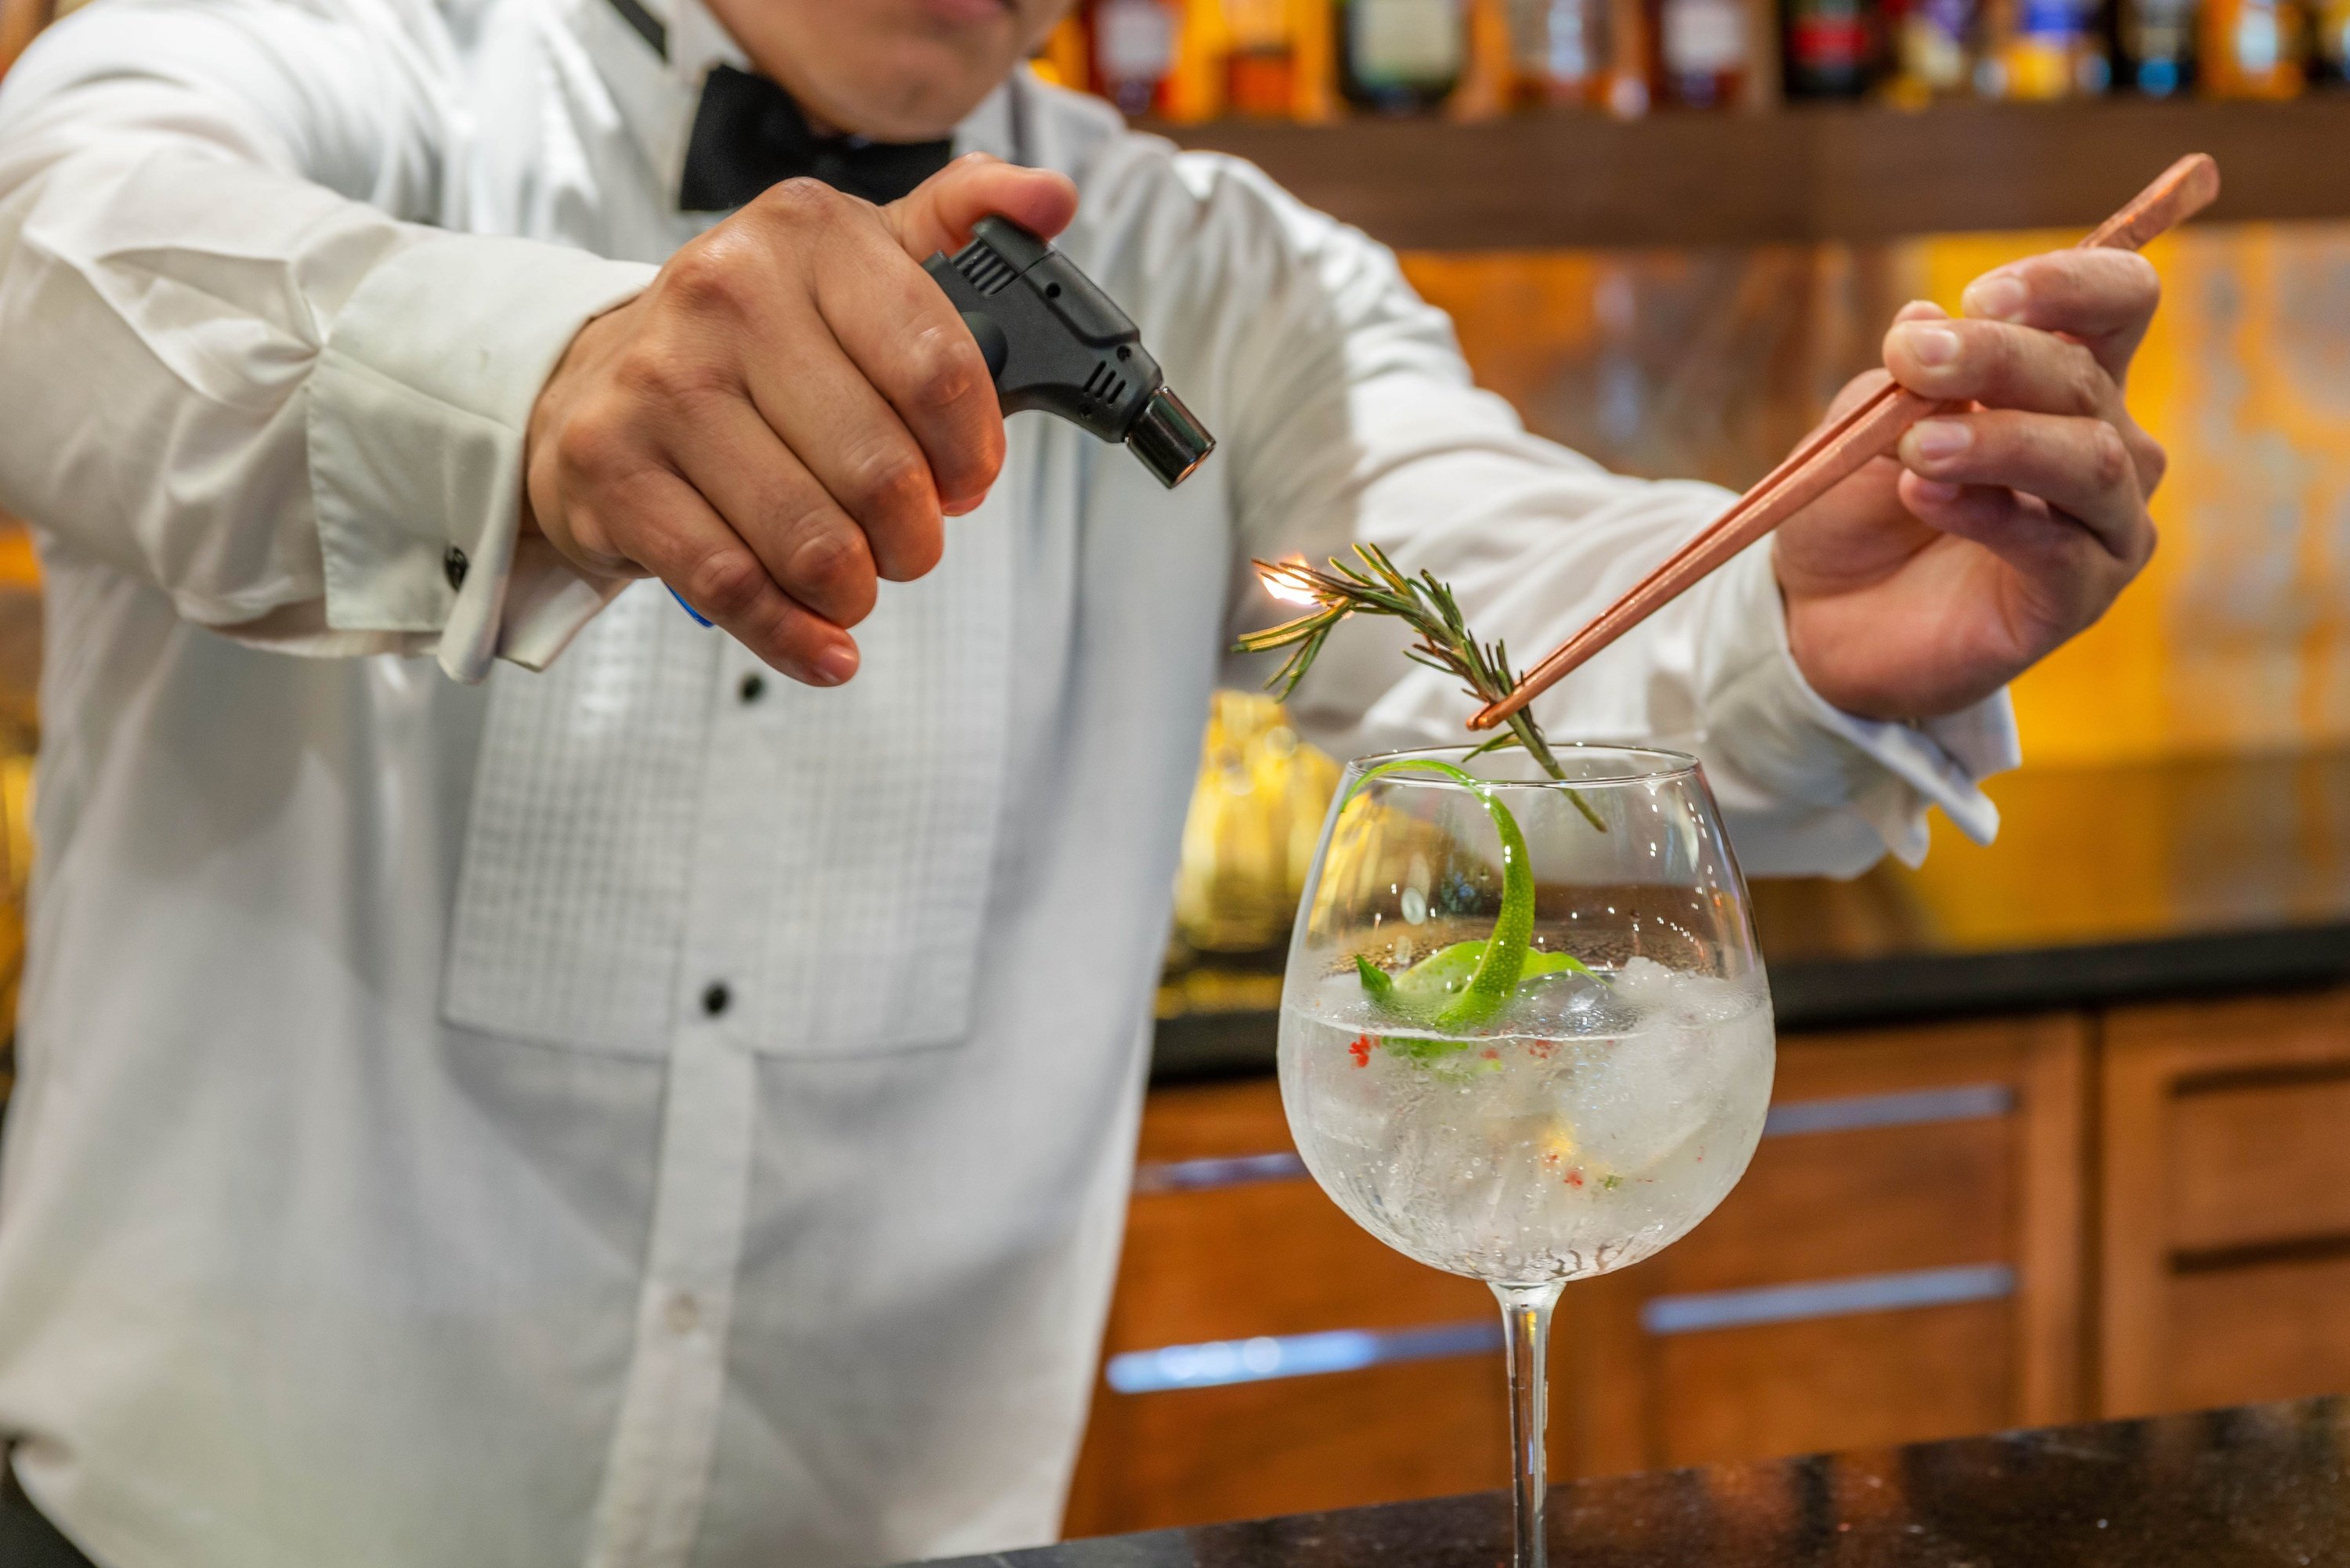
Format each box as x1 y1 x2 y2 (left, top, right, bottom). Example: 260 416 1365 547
1699 541 2022 877
305 231 657 682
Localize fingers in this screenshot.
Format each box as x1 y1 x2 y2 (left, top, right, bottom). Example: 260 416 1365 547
729 180 984 571
1896 473 2149 634
883 151 1079 261
1898 409 2153 568
1959 249 2163 385
670 398 879 627
1885 313 2118 421
606 466 862 685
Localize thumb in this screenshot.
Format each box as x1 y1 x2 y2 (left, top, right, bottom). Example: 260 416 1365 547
883 152 1079 262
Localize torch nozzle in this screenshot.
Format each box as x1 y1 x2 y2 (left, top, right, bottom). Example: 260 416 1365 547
1123 385 1216 490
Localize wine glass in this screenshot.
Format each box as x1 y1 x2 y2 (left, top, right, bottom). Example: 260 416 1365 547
1277 744 1774 1568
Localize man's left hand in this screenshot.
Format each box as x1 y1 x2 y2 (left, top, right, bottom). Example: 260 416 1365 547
1773 248 2166 720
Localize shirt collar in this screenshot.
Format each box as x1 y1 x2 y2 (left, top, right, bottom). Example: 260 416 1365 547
565 0 1023 209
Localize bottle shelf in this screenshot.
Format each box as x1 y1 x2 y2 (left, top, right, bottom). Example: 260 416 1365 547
1154 96 2350 250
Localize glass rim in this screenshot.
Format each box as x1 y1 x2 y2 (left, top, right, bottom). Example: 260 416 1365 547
1342 741 1701 789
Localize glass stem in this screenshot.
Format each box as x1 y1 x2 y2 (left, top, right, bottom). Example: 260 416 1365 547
1495 1281 1564 1568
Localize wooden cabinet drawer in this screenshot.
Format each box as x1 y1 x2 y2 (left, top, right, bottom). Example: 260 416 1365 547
2171 1070 2350 1252
2102 988 2350 1419
1659 1115 2011 1294
1066 1354 1506 1537
1118 1183 1490 1346
1654 1299 2015 1468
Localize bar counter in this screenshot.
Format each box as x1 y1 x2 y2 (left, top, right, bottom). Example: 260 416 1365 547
1155 745 2350 1078
915 1395 2350 1566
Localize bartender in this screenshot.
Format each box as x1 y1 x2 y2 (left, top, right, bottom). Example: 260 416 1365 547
0 0 2160 1564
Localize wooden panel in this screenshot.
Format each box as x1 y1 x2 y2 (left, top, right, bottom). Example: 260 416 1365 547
1064 1354 1507 1537
2098 988 2350 1420
1654 1299 2016 1469
2171 1071 2350 1252
1115 1182 1489 1346
1134 1077 1294 1163
1162 99 2350 251
1656 1116 2011 1295
2166 1253 2350 1413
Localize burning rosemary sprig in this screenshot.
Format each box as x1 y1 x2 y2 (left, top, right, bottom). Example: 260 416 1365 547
1237 544 1605 832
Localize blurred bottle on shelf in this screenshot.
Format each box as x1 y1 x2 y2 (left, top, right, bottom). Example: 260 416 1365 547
2200 0 2307 92
2316 0 2350 81
2114 0 2197 91
1226 0 1301 110
1031 14 1094 90
1883 0 1982 100
1657 0 1755 103
1783 0 1878 96
1999 0 2111 96
1090 0 1183 112
1337 0 1470 110
1291 0 1347 115
1505 0 1615 102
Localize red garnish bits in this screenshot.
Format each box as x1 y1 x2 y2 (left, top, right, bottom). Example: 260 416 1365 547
1349 1034 1373 1068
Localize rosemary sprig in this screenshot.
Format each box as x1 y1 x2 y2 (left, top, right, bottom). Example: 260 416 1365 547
1236 544 1605 831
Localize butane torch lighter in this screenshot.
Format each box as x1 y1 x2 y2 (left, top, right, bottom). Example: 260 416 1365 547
674 214 1213 627
922 215 1215 490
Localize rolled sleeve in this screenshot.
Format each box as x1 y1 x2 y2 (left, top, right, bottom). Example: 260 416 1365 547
307 231 655 681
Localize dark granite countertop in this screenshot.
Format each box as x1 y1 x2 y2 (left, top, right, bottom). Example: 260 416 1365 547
1155 746 2350 1079
909 1395 2350 1567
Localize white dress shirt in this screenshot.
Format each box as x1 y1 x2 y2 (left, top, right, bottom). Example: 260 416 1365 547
0 2 2018 1565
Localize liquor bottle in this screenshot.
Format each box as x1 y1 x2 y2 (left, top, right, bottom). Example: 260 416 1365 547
1888 0 1981 98
1227 0 1300 112
1338 0 1470 110
1658 0 1752 103
2115 0 2196 89
1506 0 1613 103
2200 0 2306 92
2001 0 2110 96
2316 0 2350 81
1783 0 1877 95
1091 0 1183 113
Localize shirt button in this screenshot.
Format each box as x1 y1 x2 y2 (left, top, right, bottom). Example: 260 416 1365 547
738 672 765 704
443 546 468 591
664 1291 700 1335
702 981 731 1017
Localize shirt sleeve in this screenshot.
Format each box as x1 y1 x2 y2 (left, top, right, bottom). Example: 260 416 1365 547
1148 149 2019 877
0 0 653 681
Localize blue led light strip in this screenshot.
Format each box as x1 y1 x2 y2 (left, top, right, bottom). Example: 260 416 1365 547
1761 1083 2013 1138
1131 1152 1309 1194
1104 1319 1503 1395
1641 1263 2016 1336
1128 1084 2012 1198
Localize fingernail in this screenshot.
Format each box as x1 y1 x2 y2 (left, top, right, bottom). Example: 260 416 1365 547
1965 273 2029 323
811 644 859 686
1904 323 1961 367
1911 419 1972 461
1909 478 1962 506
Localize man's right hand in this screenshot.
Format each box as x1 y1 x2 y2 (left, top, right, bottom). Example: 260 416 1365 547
523 154 1079 685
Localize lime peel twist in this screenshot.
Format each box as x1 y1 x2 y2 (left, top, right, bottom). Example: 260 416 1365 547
1342 758 1598 1036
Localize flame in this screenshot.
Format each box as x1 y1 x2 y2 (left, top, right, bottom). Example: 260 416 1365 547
1259 556 1321 607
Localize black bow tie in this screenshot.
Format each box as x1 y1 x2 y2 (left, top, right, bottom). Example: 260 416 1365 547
678 64 954 212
